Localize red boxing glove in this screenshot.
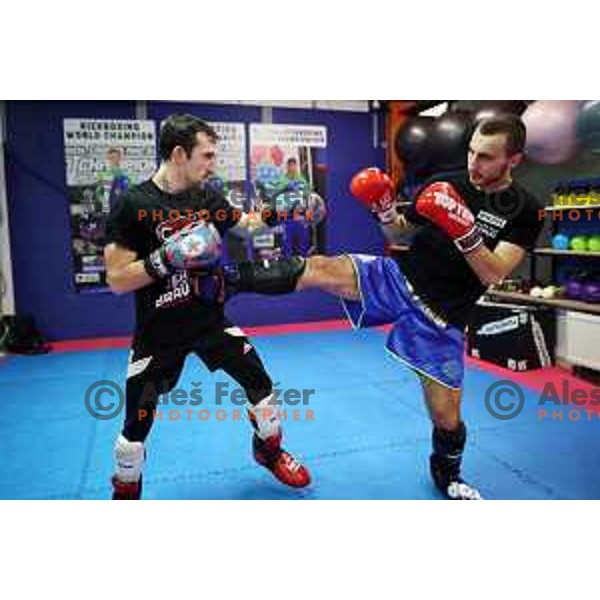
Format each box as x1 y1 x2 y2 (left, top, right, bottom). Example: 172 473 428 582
415 182 483 253
350 167 397 224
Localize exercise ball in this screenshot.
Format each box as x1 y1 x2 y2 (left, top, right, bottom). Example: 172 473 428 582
429 111 473 171
450 101 528 118
583 282 600 303
475 102 528 125
552 233 570 250
541 285 559 299
576 100 600 149
570 235 589 251
565 280 585 300
394 116 435 171
522 101 580 164
587 235 600 252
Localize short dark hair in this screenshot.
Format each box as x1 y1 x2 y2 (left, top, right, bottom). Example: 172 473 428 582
159 113 218 161
476 114 527 156
286 157 298 165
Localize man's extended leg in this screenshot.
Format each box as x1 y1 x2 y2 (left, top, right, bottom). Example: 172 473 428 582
297 255 361 300
220 254 360 301
419 376 481 500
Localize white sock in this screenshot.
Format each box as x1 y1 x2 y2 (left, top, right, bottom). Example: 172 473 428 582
247 394 281 440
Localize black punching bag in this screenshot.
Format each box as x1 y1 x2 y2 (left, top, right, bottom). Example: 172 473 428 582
429 111 473 172
449 100 528 119
394 116 435 172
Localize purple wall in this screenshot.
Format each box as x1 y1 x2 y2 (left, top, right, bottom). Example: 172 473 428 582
6 101 385 340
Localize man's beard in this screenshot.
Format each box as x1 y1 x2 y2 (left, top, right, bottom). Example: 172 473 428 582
471 165 511 192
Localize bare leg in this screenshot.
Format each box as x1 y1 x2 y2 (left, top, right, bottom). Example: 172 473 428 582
419 375 462 431
296 255 361 301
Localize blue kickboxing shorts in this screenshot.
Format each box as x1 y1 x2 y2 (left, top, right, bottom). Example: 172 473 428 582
341 254 465 390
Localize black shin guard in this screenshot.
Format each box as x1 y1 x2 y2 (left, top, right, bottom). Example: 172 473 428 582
224 257 306 295
430 422 467 490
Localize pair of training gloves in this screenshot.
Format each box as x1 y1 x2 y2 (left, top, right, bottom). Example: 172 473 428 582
350 167 484 255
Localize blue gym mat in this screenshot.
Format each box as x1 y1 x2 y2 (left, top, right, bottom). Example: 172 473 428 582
1 328 599 499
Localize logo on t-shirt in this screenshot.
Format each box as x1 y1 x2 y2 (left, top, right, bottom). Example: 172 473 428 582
476 210 508 240
155 271 193 309
156 214 200 243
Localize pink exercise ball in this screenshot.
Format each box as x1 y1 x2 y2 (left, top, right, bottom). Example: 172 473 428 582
522 100 580 165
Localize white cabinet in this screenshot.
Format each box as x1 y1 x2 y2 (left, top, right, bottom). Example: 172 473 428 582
556 310 600 371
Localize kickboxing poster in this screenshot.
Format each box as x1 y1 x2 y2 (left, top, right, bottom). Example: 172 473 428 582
207 122 246 200
64 119 157 293
170 120 250 263
248 123 328 260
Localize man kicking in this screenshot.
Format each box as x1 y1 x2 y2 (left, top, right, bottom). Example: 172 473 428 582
217 114 543 499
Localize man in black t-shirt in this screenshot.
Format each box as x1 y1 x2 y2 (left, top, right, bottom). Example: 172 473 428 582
217 114 543 500
105 114 310 499
396 169 541 329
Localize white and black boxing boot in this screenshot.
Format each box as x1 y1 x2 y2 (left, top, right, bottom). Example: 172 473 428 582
430 423 483 500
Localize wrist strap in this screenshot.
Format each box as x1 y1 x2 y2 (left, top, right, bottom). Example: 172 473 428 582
454 226 484 254
143 249 170 281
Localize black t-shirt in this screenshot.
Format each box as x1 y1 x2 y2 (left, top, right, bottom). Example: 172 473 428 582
106 179 239 353
396 172 543 329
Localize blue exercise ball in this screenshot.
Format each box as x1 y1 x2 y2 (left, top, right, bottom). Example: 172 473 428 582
552 234 570 250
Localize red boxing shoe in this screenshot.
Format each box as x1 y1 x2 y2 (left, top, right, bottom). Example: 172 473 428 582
252 434 311 488
111 476 142 500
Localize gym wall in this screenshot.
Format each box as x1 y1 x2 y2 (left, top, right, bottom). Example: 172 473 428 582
5 101 385 341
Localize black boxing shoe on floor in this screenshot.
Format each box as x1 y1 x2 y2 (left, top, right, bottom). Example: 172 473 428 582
430 455 483 500
441 479 483 500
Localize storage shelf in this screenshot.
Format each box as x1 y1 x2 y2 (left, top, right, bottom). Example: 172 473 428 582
534 248 600 258
543 205 600 212
486 290 600 316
